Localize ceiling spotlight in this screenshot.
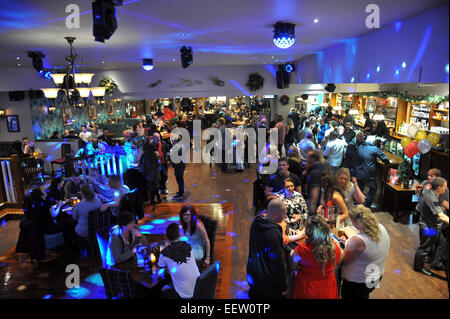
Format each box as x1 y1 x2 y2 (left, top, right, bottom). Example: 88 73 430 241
313 18 319 23
142 58 154 71
27 51 45 72
39 70 53 80
273 22 295 49
92 0 122 43
180 46 193 69
324 83 336 92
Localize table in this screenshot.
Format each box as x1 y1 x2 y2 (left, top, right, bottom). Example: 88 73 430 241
116 261 166 290
33 153 48 160
383 181 416 223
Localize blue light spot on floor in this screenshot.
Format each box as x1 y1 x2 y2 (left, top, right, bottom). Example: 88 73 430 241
243 179 249 182
214 195 221 198
65 287 91 299
167 216 179 221
216 262 220 274
219 200 228 204
1 220 6 227
180 236 188 242
196 199 209 203
227 232 237 237
232 279 249 289
84 273 104 287
394 269 401 274
140 231 153 235
226 211 233 215
192 184 197 186
43 294 52 299
228 246 236 250
1 263 7 266
151 219 166 224
140 225 154 230
236 290 249 299
212 173 217 175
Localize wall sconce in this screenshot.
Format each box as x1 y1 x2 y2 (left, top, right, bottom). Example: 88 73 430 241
0 109 5 117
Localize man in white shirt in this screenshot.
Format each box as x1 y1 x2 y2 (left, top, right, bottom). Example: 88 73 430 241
158 223 200 299
79 125 92 143
323 131 347 176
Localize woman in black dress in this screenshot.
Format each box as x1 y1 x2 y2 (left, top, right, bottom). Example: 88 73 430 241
141 141 161 205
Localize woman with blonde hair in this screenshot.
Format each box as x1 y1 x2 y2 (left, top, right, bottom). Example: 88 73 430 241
339 205 390 299
335 167 365 225
291 214 342 299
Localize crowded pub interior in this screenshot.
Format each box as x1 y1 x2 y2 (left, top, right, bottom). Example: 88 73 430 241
0 0 448 305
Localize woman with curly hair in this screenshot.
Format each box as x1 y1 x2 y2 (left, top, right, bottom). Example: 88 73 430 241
340 205 390 299
335 167 365 225
291 214 342 299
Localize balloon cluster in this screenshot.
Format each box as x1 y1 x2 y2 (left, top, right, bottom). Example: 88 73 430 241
401 124 439 158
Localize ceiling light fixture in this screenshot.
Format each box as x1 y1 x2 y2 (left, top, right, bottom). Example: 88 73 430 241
313 18 319 23
142 58 154 71
273 22 296 49
41 37 105 107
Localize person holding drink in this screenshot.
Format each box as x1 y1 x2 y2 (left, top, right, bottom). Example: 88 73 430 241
317 173 349 231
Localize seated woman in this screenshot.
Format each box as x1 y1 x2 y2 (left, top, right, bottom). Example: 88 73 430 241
318 173 350 228
340 205 390 299
291 214 342 299
24 186 76 253
335 168 365 226
46 176 65 203
72 184 106 240
179 204 211 268
107 210 147 265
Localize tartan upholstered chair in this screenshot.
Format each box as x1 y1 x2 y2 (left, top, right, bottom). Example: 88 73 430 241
100 267 136 299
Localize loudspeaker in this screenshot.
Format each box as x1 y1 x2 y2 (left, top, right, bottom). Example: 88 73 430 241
324 83 336 92
92 0 118 43
276 70 286 89
29 90 44 99
9 91 25 101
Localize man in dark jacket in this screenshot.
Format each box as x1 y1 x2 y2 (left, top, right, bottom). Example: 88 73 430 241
247 199 288 299
153 132 170 195
287 108 300 132
343 131 390 209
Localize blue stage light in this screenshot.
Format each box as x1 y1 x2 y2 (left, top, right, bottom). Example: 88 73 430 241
273 22 295 49
285 63 294 73
142 58 154 71
376 65 381 72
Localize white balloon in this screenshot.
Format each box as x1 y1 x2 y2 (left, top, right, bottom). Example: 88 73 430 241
418 139 432 154
407 124 419 138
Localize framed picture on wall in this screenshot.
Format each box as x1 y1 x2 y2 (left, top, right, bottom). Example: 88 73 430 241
108 101 114 115
89 103 97 120
6 115 20 132
63 107 74 126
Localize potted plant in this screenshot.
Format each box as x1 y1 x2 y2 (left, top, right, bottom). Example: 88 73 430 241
397 160 415 189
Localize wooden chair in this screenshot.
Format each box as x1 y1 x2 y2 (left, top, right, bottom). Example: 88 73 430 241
100 267 136 299
19 157 44 187
198 214 217 262
78 208 112 259
51 143 72 176
192 260 221 299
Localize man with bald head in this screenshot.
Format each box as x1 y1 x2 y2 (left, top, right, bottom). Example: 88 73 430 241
153 132 170 195
247 199 288 299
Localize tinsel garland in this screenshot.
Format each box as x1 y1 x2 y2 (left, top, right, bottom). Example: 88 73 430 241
99 76 118 95
340 91 449 104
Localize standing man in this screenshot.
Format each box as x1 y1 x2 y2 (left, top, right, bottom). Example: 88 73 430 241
265 158 302 196
343 131 390 209
414 177 449 276
219 118 232 173
171 135 187 200
153 132 170 195
247 199 288 299
323 131 347 176
362 112 375 135
305 150 326 214
287 108 300 132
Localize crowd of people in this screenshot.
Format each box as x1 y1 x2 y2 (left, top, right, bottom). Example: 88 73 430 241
246 106 449 299
16 102 449 299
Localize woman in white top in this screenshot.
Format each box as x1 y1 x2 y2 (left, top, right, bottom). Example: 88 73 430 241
336 205 390 299
335 168 365 226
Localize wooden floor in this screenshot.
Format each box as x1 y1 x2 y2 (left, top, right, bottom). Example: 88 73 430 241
0 162 448 299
